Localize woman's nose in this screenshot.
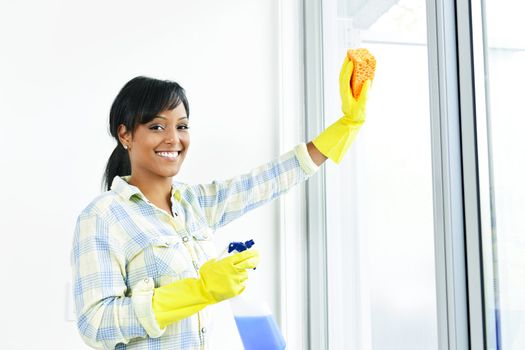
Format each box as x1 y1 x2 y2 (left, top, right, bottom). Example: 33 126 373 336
165 127 180 145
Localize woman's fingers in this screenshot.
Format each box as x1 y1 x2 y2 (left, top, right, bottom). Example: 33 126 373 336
231 249 260 270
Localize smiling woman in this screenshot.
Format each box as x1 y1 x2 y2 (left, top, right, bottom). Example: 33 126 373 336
72 75 308 349
70 52 372 348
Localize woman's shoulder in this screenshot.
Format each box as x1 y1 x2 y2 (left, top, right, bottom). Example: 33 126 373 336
76 191 122 221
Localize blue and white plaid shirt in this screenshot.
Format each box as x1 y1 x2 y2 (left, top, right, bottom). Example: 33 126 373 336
71 144 319 349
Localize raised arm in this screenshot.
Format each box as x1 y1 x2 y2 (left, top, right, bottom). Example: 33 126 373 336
192 143 319 230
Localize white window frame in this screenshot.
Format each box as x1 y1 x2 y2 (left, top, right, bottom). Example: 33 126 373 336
276 0 317 349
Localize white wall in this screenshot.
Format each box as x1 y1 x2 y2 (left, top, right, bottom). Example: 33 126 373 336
0 1 288 348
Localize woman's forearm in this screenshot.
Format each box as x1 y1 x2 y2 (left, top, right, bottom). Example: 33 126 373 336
306 141 328 166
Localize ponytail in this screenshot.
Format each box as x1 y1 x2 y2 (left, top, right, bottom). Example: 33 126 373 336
102 143 131 191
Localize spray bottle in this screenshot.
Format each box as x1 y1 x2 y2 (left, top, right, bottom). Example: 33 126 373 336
223 240 286 350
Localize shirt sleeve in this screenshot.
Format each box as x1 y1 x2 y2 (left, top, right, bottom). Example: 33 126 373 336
71 211 165 349
193 143 319 229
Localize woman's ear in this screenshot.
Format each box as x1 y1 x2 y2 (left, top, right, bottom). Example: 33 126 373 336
117 124 132 148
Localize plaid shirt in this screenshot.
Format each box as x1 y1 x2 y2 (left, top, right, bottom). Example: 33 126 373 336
71 144 319 349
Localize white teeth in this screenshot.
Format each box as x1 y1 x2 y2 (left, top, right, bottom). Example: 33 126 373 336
156 151 179 158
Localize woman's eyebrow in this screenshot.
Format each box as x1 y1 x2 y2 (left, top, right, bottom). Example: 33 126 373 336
152 115 168 120
153 115 188 121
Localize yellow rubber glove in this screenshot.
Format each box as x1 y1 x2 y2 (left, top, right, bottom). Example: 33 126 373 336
152 249 260 329
312 56 372 164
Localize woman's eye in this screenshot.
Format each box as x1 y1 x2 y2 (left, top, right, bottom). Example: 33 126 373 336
150 125 165 131
178 124 189 130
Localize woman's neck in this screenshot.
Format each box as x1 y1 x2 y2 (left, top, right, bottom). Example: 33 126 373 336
128 174 173 210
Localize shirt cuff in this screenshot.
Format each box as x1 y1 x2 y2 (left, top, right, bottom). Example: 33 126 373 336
294 143 320 176
132 277 166 338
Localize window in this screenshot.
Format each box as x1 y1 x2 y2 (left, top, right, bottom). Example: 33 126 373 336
322 0 438 349
302 0 523 348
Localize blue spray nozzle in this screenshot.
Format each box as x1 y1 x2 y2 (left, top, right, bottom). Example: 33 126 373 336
228 239 255 253
244 239 255 249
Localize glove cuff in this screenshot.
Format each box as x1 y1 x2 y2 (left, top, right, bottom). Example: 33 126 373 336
312 118 363 164
152 278 216 328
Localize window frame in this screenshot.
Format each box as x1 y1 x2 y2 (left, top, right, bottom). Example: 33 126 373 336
303 0 330 348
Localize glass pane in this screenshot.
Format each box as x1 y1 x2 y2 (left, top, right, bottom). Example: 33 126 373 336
323 0 437 349
483 0 525 348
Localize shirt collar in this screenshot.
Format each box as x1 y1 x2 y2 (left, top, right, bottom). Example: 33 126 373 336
110 175 181 202
110 176 143 201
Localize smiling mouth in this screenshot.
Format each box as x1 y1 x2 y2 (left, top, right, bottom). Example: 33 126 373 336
155 151 181 159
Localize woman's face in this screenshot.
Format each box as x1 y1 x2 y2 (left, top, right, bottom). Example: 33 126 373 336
121 103 190 181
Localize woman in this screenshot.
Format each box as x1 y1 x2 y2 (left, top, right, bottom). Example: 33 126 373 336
71 53 371 349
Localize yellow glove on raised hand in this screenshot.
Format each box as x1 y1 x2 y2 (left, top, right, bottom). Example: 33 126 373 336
152 249 260 329
312 50 374 164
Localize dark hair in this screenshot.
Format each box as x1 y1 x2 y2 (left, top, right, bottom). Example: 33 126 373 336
102 76 189 191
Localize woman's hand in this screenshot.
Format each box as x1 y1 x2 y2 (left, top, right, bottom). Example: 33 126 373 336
151 249 260 328
311 50 375 164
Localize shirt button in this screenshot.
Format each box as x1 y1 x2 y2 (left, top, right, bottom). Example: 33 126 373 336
182 236 189 242
143 278 150 284
201 327 207 334
165 242 170 246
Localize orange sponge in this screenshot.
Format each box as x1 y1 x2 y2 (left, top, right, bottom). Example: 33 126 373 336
347 48 376 98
